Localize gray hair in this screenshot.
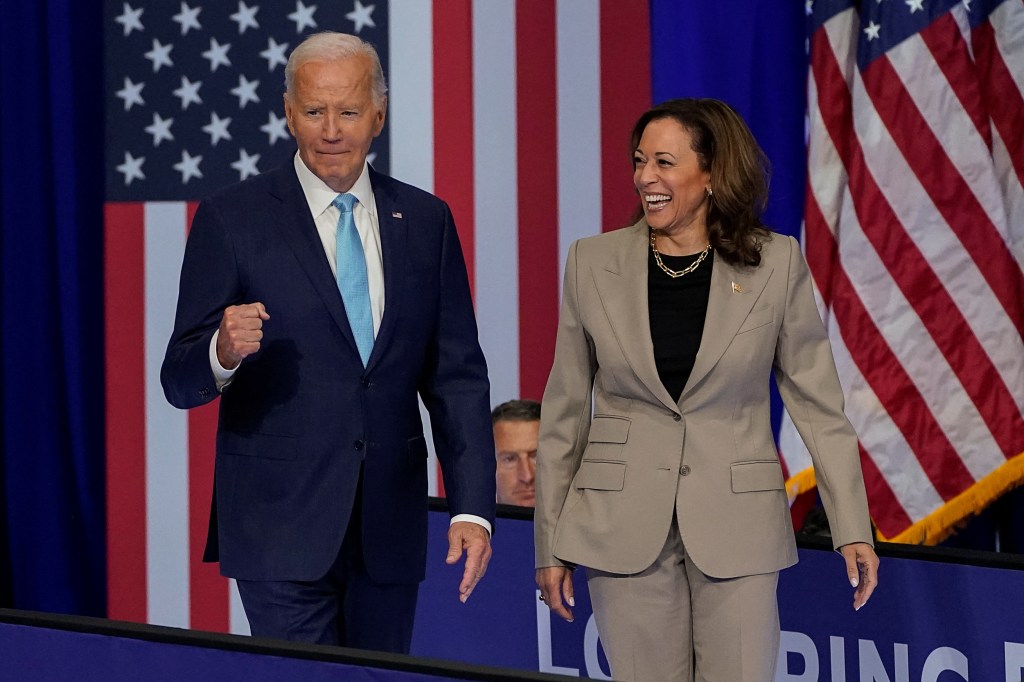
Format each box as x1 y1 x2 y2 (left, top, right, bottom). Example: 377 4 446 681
284 32 388 106
491 399 541 425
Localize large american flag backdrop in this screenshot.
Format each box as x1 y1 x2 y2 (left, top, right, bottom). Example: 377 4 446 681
102 0 1024 634
780 0 1024 544
103 0 648 633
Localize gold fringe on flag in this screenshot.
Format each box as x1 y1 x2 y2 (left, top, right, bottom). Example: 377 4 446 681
785 450 1024 546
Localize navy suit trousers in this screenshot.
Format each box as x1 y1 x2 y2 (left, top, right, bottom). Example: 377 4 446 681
236 470 419 653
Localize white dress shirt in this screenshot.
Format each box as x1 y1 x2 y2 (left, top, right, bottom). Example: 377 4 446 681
296 153 386 334
208 154 490 535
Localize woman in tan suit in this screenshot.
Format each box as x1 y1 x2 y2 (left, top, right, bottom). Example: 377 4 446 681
534 99 879 681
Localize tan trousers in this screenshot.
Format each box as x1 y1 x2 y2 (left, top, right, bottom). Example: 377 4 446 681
586 518 780 682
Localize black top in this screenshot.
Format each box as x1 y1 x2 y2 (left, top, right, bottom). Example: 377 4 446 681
648 246 714 402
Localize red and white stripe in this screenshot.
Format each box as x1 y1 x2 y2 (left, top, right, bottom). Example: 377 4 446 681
787 1 1024 542
105 0 650 632
389 0 649 494
106 202 250 634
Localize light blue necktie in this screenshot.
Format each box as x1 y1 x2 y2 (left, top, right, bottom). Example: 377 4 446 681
333 193 374 366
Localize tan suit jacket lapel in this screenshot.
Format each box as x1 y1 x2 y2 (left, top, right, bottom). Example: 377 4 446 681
591 222 776 409
680 251 773 401
591 222 678 414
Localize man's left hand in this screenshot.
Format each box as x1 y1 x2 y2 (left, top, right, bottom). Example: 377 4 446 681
446 521 492 603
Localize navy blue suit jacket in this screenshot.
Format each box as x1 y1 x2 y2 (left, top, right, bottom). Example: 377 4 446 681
161 163 495 584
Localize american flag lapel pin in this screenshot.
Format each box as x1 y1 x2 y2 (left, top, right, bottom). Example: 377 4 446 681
392 211 403 219
732 281 747 293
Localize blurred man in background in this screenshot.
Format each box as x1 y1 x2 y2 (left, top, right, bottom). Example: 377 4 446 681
492 400 540 507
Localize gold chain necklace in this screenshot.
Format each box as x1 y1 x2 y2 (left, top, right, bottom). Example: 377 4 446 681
650 232 711 278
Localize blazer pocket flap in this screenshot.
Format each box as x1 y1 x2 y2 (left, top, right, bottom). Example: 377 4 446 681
587 417 630 444
219 431 298 461
575 460 626 491
737 304 774 334
731 460 784 492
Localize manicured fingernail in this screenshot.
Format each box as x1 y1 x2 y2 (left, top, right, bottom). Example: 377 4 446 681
850 578 859 587
568 597 575 607
460 594 467 603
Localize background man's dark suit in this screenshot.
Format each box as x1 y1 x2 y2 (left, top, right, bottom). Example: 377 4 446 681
160 161 495 620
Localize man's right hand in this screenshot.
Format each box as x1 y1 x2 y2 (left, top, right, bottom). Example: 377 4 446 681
217 302 270 369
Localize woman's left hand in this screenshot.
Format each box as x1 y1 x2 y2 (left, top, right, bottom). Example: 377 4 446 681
536 566 575 622
839 542 879 611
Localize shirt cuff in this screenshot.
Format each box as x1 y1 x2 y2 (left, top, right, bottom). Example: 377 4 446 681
209 330 238 391
450 514 492 536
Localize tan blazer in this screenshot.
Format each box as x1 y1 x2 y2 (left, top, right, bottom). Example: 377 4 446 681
535 221 873 579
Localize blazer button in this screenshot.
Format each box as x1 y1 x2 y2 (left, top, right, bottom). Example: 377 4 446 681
679 465 691 476
353 440 365 451
673 413 682 422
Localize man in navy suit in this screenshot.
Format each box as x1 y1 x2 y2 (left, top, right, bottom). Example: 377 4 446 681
161 32 495 653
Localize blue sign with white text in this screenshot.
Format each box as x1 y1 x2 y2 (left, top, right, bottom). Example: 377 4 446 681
412 511 1024 681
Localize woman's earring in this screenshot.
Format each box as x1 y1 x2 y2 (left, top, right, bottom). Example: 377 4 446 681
705 187 713 198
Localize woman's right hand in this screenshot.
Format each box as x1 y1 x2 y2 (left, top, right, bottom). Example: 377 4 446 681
536 566 575 622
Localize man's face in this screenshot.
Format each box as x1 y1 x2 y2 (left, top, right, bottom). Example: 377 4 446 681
283 55 386 193
494 419 538 507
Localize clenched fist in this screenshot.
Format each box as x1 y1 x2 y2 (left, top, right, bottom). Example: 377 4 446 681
217 302 270 369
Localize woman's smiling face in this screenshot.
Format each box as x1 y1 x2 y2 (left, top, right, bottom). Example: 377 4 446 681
633 117 711 235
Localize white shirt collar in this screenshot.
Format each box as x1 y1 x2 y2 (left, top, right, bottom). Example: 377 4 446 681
293 152 376 220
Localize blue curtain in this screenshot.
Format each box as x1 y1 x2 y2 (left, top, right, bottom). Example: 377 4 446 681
649 0 808 241
0 0 106 614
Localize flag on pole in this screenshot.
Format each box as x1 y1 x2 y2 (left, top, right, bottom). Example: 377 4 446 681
786 0 1024 543
103 0 649 634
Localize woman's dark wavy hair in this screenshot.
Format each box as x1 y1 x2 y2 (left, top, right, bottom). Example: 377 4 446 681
630 98 772 267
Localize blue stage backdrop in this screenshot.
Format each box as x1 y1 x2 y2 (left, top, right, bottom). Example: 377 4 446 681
650 0 808 242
